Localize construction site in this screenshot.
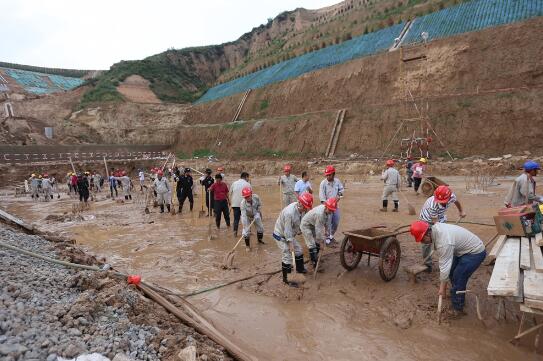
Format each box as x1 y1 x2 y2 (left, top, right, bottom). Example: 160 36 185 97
1 0 543 360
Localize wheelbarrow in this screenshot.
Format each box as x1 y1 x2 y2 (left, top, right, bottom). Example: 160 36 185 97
339 225 409 281
420 176 448 197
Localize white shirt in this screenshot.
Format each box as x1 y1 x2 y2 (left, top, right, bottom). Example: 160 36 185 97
294 179 311 194
230 179 251 207
139 171 145 181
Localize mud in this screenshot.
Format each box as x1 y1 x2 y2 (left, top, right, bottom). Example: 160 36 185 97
1 170 540 360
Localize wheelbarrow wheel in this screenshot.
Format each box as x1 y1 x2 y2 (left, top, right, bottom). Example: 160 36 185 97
421 181 435 197
378 236 401 282
340 235 362 271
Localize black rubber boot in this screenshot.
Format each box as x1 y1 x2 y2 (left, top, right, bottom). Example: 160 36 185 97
244 236 250 247
125 195 129 200
257 232 265 244
129 195 132 200
380 200 388 212
295 254 307 274
160 205 164 213
309 247 318 268
281 263 298 288
393 201 399 212
166 204 171 213
178 206 182 213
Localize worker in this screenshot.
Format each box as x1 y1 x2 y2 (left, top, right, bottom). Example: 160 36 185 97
273 192 313 287
380 159 401 212
66 172 72 195
71 172 78 195
410 221 486 316
50 174 57 197
138 169 145 192
30 174 39 200
108 173 118 199
419 185 466 272
175 168 194 213
412 157 427 193
153 170 171 213
93 172 102 193
77 172 90 205
209 174 230 229
319 165 344 245
240 186 265 251
200 168 214 216
301 197 337 270
294 171 313 196
115 171 132 201
217 166 226 182
278 164 298 207
230 172 251 236
504 160 542 207
406 156 414 187
41 174 53 201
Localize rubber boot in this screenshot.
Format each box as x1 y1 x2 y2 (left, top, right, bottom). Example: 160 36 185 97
178 206 182 213
380 200 388 212
50 195 53 200
166 204 171 213
309 247 319 268
190 203 193 212
244 236 251 251
129 194 132 200
125 195 129 201
257 232 265 244
160 205 164 213
295 254 307 274
282 263 298 288
392 201 399 212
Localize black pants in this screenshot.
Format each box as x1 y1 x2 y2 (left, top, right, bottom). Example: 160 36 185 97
214 200 230 228
178 190 193 212
407 173 413 187
232 207 241 233
79 190 89 202
413 177 422 192
110 184 118 198
206 191 214 216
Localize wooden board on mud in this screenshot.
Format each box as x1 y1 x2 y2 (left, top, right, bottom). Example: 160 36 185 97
487 238 521 297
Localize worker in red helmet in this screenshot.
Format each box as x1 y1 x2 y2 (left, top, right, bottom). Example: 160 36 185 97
152 170 171 213
300 197 337 270
240 186 264 251
410 220 485 316
419 185 466 272
115 171 132 201
380 160 401 212
278 164 299 207
273 192 313 287
319 165 344 246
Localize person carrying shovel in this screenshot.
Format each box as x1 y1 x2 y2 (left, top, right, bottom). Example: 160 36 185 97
409 220 485 318
200 168 214 216
380 159 401 212
273 192 313 287
300 197 337 271
419 185 466 272
240 186 264 251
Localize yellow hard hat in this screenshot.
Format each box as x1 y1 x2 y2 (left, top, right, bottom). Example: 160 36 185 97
31 173 36 177
419 157 427 163
39 175 42 178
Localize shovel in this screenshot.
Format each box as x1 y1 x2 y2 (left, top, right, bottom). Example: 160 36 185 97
399 189 416 215
199 185 206 218
223 219 255 269
313 241 324 280
207 189 214 241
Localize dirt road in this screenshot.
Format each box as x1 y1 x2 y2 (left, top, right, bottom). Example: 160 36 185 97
1 174 537 360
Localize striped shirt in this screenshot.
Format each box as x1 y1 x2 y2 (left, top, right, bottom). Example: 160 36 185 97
419 194 457 223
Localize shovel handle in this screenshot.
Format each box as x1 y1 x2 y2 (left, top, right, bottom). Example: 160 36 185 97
229 219 256 252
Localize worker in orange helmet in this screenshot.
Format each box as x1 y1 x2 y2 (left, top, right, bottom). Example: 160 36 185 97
380 159 401 212
300 197 337 270
419 185 466 272
278 164 298 207
319 165 344 246
410 220 485 316
240 186 265 251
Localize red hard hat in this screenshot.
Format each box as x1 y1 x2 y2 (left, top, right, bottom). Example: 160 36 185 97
434 185 452 204
127 275 141 286
298 192 314 210
121 171 127 176
324 165 335 176
157 170 164 176
410 221 430 243
386 159 395 167
242 186 252 198
284 164 292 172
324 198 338 212
43 173 48 177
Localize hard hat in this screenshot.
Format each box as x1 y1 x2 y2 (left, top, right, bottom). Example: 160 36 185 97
157 170 164 176
205 168 212 174
324 198 338 212
67 172 71 176
524 160 541 171
410 221 430 243
283 164 292 172
324 165 336 176
419 158 427 163
434 185 452 204
85 171 90 175
386 159 395 167
298 192 314 210
31 173 36 177
121 171 126 176
217 166 225 172
43 173 48 177
242 186 252 198
39 175 42 178
184 168 191 173
127 275 141 286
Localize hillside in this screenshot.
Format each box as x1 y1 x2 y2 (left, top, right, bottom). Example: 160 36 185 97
81 0 468 106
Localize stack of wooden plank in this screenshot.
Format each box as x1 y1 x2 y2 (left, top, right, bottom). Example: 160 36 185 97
487 233 543 308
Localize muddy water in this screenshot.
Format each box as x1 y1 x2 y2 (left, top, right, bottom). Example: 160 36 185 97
1 176 536 360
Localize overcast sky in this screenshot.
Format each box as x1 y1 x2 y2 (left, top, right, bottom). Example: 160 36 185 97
1 0 339 70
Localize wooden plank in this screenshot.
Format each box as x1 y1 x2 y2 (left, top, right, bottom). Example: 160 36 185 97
487 238 521 297
520 237 531 270
530 237 543 273
524 298 543 311
535 233 543 247
488 235 507 261
0 208 33 231
524 269 543 301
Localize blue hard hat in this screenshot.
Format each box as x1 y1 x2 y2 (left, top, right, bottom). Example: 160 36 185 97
524 160 541 171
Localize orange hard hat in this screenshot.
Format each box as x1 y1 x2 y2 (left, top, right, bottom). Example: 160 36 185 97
434 185 452 204
298 192 314 210
410 221 430 243
217 166 225 172
324 165 335 176
386 159 395 167
242 186 252 198
324 198 338 212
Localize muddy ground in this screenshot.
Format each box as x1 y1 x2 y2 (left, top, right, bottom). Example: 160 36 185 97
1 167 541 360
